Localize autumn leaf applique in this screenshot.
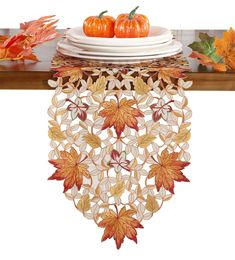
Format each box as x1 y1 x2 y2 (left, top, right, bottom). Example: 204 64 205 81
108 150 130 172
148 149 190 194
66 97 89 121
48 147 90 192
53 66 83 82
214 28 235 70
98 206 143 249
150 99 173 122
158 68 186 84
98 97 144 138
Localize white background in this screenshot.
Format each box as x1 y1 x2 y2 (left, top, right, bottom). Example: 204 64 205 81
0 1 235 259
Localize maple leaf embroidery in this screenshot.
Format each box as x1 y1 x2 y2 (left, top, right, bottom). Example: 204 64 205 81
66 97 89 121
48 147 90 192
98 97 144 138
148 149 190 194
98 206 143 249
150 99 173 122
108 150 130 172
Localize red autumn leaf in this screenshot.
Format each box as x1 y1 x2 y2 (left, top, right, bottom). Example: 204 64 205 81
148 149 190 194
150 99 173 122
98 97 144 138
109 149 130 172
98 206 143 249
48 147 90 192
66 97 89 121
189 51 227 72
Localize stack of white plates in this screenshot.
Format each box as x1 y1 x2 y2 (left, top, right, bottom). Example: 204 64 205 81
57 26 182 64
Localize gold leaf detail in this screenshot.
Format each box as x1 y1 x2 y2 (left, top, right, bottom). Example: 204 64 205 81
48 126 65 142
174 124 191 144
88 76 107 94
146 195 159 213
137 134 156 148
110 181 125 197
83 133 101 148
133 77 151 95
77 194 90 213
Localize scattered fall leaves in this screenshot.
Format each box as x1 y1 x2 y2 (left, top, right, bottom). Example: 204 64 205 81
48 147 90 192
98 97 144 138
98 206 143 249
0 15 60 61
188 28 235 71
148 149 190 194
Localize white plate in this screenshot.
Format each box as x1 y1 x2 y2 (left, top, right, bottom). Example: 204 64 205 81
58 39 182 57
66 38 173 53
57 46 182 63
66 26 173 46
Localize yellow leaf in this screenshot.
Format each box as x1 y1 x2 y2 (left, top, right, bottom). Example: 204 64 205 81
137 134 155 148
48 126 65 142
83 133 101 148
174 126 191 144
77 194 90 213
88 76 107 94
110 181 125 197
133 77 151 95
146 195 159 213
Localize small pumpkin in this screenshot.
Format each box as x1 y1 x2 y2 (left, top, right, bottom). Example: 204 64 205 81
114 6 150 38
83 11 115 38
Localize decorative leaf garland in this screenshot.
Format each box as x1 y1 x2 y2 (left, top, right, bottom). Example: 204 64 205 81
188 28 235 72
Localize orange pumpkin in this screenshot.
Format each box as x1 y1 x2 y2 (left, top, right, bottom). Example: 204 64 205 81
83 11 115 38
114 6 150 38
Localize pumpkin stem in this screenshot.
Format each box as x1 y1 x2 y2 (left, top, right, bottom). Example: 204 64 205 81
98 10 108 18
128 6 139 19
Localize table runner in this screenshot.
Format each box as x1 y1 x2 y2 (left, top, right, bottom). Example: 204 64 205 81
47 53 192 249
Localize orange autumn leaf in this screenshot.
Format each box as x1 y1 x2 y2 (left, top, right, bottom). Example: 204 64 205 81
48 147 90 193
148 149 190 194
53 66 83 81
98 97 144 138
158 68 186 83
0 15 60 61
189 51 227 72
215 28 235 70
98 206 143 249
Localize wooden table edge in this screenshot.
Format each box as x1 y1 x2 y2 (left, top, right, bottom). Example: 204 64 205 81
0 70 235 90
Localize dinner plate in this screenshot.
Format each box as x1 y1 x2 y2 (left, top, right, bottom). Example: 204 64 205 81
66 26 173 46
57 46 182 63
66 38 173 53
57 39 182 57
